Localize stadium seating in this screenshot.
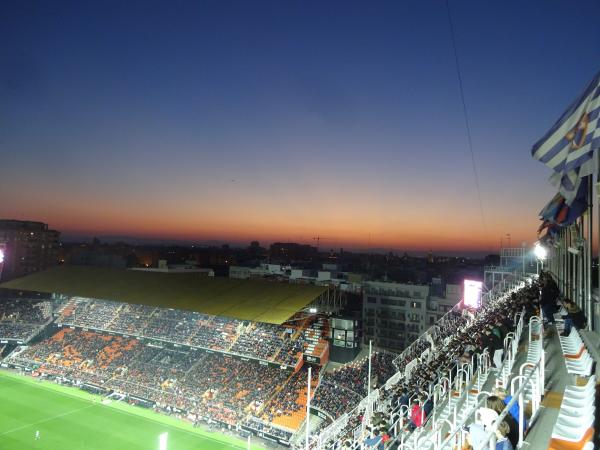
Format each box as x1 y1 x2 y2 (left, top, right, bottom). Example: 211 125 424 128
6 271 594 449
548 376 596 449
0 296 53 341
55 297 307 365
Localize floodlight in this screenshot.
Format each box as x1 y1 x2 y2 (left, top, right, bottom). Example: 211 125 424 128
463 279 483 309
159 432 168 450
0 249 4 264
309 307 317 314
534 243 547 260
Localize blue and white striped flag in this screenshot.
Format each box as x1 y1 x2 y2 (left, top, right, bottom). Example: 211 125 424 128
532 71 600 203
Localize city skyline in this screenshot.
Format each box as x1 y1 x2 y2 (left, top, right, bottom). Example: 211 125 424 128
2 1 600 253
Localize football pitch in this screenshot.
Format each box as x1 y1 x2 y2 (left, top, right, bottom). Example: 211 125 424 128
0 371 263 450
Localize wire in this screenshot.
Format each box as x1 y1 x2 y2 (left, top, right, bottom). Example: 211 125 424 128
445 0 487 232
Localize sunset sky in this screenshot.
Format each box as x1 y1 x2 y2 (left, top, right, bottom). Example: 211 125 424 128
1 0 600 254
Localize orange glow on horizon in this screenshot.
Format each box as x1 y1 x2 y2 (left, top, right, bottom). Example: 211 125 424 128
49 213 538 253
1 175 544 254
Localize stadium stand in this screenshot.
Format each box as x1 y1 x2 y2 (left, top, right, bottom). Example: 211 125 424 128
306 274 543 450
306 271 599 450
262 366 321 431
54 297 306 366
0 296 53 342
2 263 596 449
7 328 295 428
312 352 396 420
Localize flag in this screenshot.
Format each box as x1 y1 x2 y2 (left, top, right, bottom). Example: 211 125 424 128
539 176 589 228
539 193 564 221
532 70 600 196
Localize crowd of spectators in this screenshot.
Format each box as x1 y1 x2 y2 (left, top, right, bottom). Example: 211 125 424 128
56 298 305 365
261 366 320 428
312 352 397 419
0 297 53 341
8 327 295 428
231 322 305 366
317 278 543 450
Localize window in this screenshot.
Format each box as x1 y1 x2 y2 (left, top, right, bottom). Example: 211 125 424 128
334 330 346 340
411 301 421 309
409 313 420 323
367 296 377 304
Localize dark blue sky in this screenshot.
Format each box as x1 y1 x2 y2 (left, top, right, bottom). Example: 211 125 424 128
1 0 599 252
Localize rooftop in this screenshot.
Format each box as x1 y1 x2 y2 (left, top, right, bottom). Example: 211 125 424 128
0 265 327 324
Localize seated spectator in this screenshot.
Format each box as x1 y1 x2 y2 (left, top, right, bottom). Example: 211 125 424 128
363 429 384 450
493 388 526 430
487 396 518 448
495 420 514 450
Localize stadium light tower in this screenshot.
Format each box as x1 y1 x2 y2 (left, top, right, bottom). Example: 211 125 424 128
158 432 168 450
534 242 547 274
305 366 312 450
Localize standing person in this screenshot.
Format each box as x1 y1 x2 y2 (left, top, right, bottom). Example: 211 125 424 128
540 277 558 324
409 398 425 429
562 299 587 335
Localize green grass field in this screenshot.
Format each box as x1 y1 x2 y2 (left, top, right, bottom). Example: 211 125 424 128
0 371 263 450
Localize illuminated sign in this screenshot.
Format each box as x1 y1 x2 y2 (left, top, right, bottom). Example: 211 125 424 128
463 279 483 308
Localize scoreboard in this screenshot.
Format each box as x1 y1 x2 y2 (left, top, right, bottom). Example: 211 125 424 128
328 316 361 363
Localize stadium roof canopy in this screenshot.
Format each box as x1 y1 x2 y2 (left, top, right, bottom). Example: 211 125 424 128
0 265 327 324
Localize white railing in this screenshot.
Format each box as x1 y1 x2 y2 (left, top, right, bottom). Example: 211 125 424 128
361 302 530 450
430 316 543 450
314 273 532 450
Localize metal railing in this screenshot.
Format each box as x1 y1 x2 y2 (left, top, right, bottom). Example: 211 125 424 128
432 316 543 450
349 281 532 450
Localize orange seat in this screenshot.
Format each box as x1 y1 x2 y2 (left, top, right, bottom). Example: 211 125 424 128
548 427 594 450
564 345 586 360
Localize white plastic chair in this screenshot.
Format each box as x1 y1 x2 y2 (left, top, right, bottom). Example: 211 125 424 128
559 329 583 348
564 376 595 396
564 353 593 376
552 415 594 442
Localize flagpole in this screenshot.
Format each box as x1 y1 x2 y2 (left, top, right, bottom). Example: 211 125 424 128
587 197 592 330
565 228 568 291
594 153 600 332
306 366 311 450
576 221 581 308
367 340 372 400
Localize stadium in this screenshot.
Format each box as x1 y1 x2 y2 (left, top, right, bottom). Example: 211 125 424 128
2 244 597 450
0 265 397 450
